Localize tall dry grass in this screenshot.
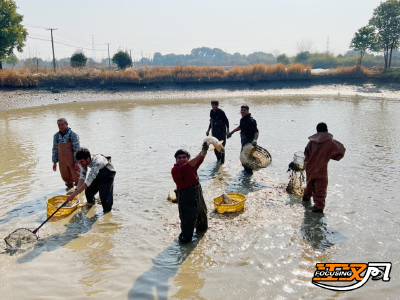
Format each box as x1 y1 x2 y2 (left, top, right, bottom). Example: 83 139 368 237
226 63 311 81
0 63 315 87
322 65 372 78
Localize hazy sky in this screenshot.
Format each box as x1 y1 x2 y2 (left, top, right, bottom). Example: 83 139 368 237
16 0 383 61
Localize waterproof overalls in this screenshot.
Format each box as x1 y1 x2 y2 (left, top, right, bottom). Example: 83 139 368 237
303 132 346 210
172 158 208 242
57 131 80 186
176 185 208 241
210 109 229 163
239 113 259 174
85 156 116 212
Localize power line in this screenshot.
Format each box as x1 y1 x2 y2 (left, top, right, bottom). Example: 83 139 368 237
27 37 109 52
57 29 93 46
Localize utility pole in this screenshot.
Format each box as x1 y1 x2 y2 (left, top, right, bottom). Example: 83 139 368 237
92 35 95 61
327 36 330 53
46 28 57 72
107 43 111 69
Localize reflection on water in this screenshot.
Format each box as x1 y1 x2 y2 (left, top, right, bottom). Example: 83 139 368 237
300 201 347 251
0 95 399 299
0 188 67 226
15 206 101 263
129 235 204 300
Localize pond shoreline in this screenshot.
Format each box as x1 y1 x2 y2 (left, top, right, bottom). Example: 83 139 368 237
1 78 400 111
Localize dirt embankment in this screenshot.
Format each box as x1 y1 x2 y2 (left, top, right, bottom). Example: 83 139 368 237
1 78 400 111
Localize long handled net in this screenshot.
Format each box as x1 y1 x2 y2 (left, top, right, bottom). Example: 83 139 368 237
4 228 38 249
4 197 72 249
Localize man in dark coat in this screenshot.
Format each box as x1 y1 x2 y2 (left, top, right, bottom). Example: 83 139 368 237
206 100 229 164
171 143 208 243
227 105 259 174
303 123 346 213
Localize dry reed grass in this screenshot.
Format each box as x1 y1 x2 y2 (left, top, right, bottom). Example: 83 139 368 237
0 63 319 88
227 63 311 81
322 65 372 78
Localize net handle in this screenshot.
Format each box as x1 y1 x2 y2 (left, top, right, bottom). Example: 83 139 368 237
32 198 70 234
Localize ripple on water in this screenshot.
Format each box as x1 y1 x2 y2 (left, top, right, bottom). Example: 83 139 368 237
0 96 400 299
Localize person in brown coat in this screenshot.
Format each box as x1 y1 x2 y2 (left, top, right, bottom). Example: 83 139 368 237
303 123 346 213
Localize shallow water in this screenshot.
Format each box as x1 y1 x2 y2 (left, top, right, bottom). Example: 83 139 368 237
0 95 399 299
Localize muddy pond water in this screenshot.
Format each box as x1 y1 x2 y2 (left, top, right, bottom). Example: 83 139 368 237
0 95 399 299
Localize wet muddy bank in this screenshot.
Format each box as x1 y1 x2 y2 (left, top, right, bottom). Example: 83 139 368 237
1 78 400 111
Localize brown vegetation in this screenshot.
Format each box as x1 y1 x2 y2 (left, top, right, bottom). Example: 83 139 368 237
321 65 374 78
0 63 392 88
0 63 312 87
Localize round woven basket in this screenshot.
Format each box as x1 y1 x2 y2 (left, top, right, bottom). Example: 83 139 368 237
240 144 272 171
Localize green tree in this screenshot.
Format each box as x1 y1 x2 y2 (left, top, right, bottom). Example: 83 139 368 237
276 54 290 65
112 50 132 69
369 0 400 69
308 52 339 68
0 0 27 69
350 26 379 65
70 50 87 68
294 51 310 63
4 52 18 67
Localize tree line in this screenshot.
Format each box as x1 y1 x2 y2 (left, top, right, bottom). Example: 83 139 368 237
5 48 399 70
1 0 400 71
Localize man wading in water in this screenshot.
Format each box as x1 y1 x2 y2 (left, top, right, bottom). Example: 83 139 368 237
171 144 208 243
227 105 259 174
67 148 116 212
206 100 229 164
52 118 80 190
303 122 346 213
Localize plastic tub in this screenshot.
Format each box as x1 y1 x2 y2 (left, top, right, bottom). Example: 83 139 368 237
46 195 78 217
213 193 246 213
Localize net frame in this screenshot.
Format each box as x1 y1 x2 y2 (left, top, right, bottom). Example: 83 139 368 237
286 170 305 196
4 228 38 249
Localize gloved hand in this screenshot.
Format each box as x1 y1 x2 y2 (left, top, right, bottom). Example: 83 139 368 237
201 142 208 156
252 139 257 146
206 130 210 136
227 131 234 139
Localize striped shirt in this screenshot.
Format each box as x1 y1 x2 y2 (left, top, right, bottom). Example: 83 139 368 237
52 128 80 163
80 154 109 187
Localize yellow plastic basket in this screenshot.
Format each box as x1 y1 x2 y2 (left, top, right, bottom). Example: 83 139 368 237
214 193 246 214
46 195 78 217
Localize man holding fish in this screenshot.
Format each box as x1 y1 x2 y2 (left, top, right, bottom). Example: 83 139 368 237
206 100 229 164
227 105 259 174
171 143 209 243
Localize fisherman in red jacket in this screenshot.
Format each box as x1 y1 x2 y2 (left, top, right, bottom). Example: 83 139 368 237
303 123 346 213
171 143 209 243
